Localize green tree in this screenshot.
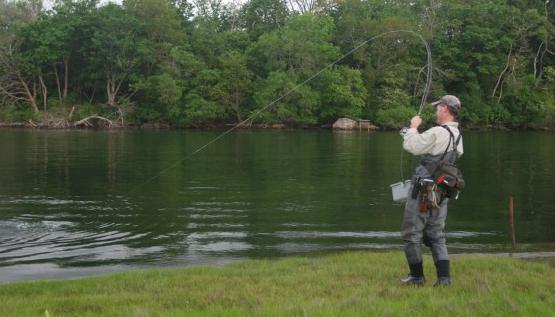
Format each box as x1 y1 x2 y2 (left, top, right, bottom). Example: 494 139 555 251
0 0 42 111
123 0 185 74
214 51 253 122
173 47 225 126
248 13 340 124
253 71 319 124
316 66 366 122
241 0 289 39
84 4 144 108
49 0 97 106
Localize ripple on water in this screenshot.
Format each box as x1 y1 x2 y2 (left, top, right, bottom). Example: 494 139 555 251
0 193 162 269
0 192 504 282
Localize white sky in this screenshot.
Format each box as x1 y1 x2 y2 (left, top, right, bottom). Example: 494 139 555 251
43 0 248 10
43 0 122 10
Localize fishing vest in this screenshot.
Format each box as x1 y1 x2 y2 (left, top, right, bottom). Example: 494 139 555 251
415 126 462 181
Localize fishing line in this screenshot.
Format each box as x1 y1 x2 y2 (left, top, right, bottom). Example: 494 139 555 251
127 30 433 194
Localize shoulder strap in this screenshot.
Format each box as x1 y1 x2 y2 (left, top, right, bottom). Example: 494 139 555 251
440 125 461 160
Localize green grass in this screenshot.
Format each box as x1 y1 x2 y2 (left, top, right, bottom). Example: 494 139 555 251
1 251 554 316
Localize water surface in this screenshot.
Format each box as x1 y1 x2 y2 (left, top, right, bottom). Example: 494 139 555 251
1 130 554 282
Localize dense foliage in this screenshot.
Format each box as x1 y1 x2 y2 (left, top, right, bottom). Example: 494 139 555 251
1 0 554 128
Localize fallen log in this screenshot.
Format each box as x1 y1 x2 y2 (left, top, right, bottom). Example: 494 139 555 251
74 116 113 128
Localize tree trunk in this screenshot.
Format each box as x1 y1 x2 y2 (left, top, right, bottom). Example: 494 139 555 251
106 76 123 107
88 87 96 104
107 79 116 106
53 63 63 106
38 74 47 111
68 106 75 121
233 86 242 122
63 56 69 99
107 80 115 106
492 42 512 101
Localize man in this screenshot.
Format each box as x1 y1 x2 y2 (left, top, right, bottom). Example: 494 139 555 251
400 95 463 287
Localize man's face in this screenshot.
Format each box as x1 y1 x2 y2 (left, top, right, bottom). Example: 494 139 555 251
435 104 448 123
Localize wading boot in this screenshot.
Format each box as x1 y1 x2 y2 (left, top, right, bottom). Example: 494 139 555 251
433 260 451 287
433 277 451 287
400 275 425 286
400 262 425 286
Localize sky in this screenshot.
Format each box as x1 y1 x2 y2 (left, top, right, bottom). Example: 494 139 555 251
43 0 121 10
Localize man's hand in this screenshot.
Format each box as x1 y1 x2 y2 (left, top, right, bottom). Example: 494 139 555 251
410 115 422 129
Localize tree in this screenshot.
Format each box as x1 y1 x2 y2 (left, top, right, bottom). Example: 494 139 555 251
0 0 42 45
316 66 366 122
0 45 40 112
0 0 42 111
241 0 289 39
253 71 319 124
247 13 341 124
248 14 339 77
171 47 225 126
123 0 185 74
84 4 145 107
214 51 253 122
49 0 98 106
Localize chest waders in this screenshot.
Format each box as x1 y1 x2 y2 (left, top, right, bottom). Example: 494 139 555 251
400 126 462 287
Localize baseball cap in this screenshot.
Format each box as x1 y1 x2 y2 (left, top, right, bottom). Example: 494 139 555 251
431 95 461 112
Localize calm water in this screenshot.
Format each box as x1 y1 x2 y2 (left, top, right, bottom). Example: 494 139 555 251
1 129 554 282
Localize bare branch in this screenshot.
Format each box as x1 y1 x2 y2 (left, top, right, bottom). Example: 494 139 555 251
492 42 513 100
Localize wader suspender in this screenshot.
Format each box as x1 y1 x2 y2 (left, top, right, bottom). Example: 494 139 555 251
440 125 462 161
415 126 463 211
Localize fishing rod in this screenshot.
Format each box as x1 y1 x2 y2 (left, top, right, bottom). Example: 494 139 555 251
397 32 432 181
127 30 433 194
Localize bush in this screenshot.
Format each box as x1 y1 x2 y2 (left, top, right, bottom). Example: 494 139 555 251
182 92 226 127
0 105 37 122
133 107 162 123
375 106 415 129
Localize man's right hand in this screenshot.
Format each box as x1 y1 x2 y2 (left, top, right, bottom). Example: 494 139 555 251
410 116 422 129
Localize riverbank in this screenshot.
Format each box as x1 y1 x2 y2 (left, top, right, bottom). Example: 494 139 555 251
1 251 554 316
2 122 555 132
2 119 555 131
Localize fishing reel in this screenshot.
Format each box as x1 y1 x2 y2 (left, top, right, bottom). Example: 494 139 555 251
400 127 409 136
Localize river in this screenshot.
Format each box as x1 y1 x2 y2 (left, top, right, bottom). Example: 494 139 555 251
0 129 554 282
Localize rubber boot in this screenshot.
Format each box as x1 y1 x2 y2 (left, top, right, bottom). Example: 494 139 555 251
433 260 451 287
400 262 425 286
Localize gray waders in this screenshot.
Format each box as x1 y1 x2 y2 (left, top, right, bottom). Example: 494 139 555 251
401 150 457 281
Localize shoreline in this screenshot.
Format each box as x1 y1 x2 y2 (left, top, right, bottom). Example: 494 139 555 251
1 250 554 285
2 121 555 132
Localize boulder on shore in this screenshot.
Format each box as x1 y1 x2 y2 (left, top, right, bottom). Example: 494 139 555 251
332 118 358 130
332 118 377 131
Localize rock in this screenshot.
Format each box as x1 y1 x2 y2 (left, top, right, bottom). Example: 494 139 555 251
332 118 358 130
358 120 379 131
332 118 378 131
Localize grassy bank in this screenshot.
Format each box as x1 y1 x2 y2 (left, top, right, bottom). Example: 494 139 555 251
1 251 554 316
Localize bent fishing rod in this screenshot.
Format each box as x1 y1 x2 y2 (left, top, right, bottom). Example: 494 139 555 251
127 30 433 194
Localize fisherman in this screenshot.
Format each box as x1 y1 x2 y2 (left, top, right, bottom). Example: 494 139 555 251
399 95 463 287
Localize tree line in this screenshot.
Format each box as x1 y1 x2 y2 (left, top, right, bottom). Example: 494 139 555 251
1 0 554 128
